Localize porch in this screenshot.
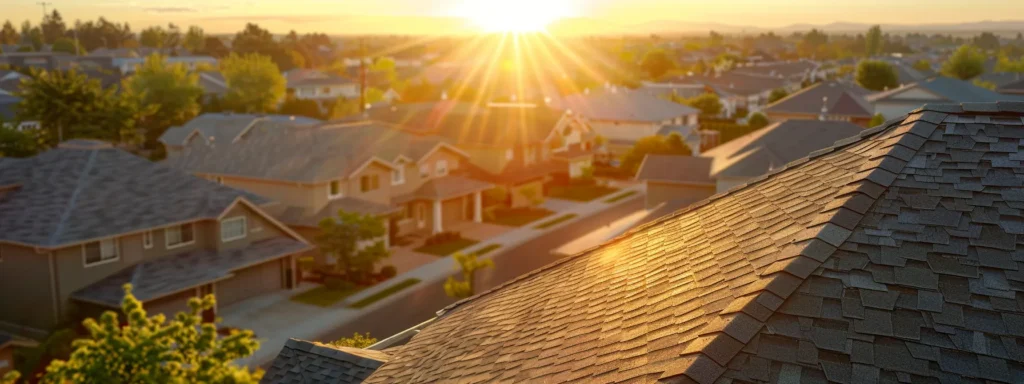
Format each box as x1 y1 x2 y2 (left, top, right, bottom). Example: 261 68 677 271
391 175 493 236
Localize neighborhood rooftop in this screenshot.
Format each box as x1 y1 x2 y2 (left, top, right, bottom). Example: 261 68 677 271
356 101 569 146
262 339 391 384
635 154 715 185
551 89 699 122
159 113 321 148
359 102 1024 383
765 81 875 118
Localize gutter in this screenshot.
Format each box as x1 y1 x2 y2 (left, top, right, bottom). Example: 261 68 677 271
367 317 436 351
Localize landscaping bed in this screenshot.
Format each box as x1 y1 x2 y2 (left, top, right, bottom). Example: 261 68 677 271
485 207 555 227
534 214 578 229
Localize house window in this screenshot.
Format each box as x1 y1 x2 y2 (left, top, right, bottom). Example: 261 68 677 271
143 231 153 249
435 160 449 176
360 174 380 192
322 87 331 95
83 239 118 267
221 217 247 242
328 181 344 199
420 164 430 178
165 223 196 249
506 149 514 160
392 166 406 185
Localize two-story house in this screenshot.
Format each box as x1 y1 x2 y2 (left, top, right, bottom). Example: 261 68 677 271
159 113 322 158
764 81 875 126
0 140 311 334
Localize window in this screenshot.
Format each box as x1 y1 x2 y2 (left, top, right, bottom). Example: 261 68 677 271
143 231 153 249
360 174 380 192
221 217 247 242
83 239 118 267
215 176 224 185
420 164 430 178
435 160 449 176
165 223 195 248
322 86 331 95
505 149 514 160
392 166 406 185
328 181 343 199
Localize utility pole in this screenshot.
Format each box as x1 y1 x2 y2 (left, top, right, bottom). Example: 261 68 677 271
37 2 51 19
359 37 367 113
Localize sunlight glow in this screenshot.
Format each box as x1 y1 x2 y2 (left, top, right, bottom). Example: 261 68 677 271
458 0 571 32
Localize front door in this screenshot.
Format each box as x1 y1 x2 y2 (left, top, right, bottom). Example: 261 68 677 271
416 203 427 229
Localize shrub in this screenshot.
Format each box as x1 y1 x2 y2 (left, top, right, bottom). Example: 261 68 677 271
380 265 397 279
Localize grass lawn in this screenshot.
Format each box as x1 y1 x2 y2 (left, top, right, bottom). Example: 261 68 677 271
414 238 480 256
290 285 364 307
485 207 555 227
473 243 502 256
348 278 422 309
604 190 639 203
534 213 579 229
547 184 619 202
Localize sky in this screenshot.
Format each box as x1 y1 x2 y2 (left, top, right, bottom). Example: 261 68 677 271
2 0 1023 34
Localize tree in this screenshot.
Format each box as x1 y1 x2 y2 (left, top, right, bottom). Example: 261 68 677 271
620 133 693 174
139 26 167 48
865 25 883 57
0 125 41 157
747 112 770 129
996 54 1024 73
183 26 205 52
232 23 276 55
856 60 899 91
331 333 377 349
768 88 789 103
974 32 1001 51
973 79 997 90
315 210 389 282
868 113 886 127
40 284 262 383
278 97 325 119
51 37 79 55
220 53 286 113
0 21 19 45
912 59 932 73
640 49 675 79
1 371 18 384
941 45 986 80
684 93 723 117
126 54 204 150
40 10 66 44
200 37 230 58
444 251 494 299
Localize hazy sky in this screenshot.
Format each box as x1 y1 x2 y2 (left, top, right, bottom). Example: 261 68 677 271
2 0 1023 34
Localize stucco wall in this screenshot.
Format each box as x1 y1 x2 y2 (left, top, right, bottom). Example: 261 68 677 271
646 181 716 210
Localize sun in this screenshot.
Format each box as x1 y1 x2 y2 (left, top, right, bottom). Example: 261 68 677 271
458 0 571 33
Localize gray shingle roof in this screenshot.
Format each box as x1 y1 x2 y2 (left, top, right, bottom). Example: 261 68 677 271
732 61 818 79
0 140 268 248
552 90 698 122
765 81 874 118
702 119 865 179
635 154 714 185
72 237 310 307
354 102 568 147
868 76 1024 104
159 113 320 147
671 71 792 97
393 175 493 204
262 339 390 384
364 101 1024 384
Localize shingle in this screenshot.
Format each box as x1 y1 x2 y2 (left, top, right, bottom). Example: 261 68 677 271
854 309 894 336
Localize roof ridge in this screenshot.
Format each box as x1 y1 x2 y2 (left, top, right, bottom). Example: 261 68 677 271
763 81 822 109
46 149 99 246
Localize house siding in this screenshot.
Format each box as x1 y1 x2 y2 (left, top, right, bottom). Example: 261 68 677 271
221 177 326 211
215 258 285 308
217 204 287 252
347 162 395 205
646 181 716 210
0 244 57 329
461 146 510 174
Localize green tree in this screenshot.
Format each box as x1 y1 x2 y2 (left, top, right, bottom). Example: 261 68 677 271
0 21 19 45
16 45 33 52
41 284 262 383
315 210 389 282
973 79 997 90
684 93 723 116
856 60 899 91
278 97 325 119
996 54 1024 73
868 113 886 127
127 54 204 150
941 45 986 80
1 371 18 384
747 112 770 129
220 53 286 113
139 26 167 48
331 333 377 349
200 37 230 58
974 32 1001 51
912 59 932 73
0 125 41 157
51 37 80 55
640 49 676 79
40 10 66 45
328 98 361 119
865 25 883 57
620 133 693 174
444 251 494 299
183 26 205 52
768 88 789 103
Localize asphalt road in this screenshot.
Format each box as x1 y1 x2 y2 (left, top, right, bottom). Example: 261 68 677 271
319 196 645 343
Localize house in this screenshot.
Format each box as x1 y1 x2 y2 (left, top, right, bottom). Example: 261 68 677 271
764 81 876 126
0 95 39 131
357 101 595 208
0 332 37 377
288 74 359 110
262 339 389 384
701 120 864 192
0 140 311 333
164 120 493 260
0 52 71 71
668 72 797 117
113 55 217 74
159 113 321 157
732 60 822 82
294 101 1024 383
868 76 1024 119
998 78 1024 96
0 70 28 95
197 71 229 100
634 154 715 209
551 89 699 154
975 72 1024 96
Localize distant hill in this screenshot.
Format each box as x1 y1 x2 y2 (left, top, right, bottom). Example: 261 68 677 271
608 19 1024 36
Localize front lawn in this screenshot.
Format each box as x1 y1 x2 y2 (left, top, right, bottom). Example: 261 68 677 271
348 279 421 309
485 207 555 227
547 184 619 202
290 285 364 307
604 190 639 203
414 238 480 256
472 244 502 256
534 213 579 229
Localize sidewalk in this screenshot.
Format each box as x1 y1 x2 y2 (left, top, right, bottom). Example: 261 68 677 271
229 183 646 367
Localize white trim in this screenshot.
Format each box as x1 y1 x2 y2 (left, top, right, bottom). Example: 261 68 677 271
82 238 120 268
165 223 197 249
220 216 248 242
415 142 470 164
232 117 268 143
391 166 406 186
346 157 397 178
328 180 344 200
142 231 153 249
216 198 312 244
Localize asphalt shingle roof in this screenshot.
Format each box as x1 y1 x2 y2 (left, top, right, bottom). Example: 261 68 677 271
868 76 1024 104
262 339 390 384
364 101 1024 384
671 72 792 97
635 154 714 185
765 81 874 118
0 140 268 248
552 90 698 123
159 113 320 147
268 197 401 228
356 102 567 147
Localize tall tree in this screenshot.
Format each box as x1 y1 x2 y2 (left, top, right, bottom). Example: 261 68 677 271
856 60 899 91
39 284 262 383
51 37 79 54
941 45 986 80
126 54 204 150
232 23 276 55
0 21 19 45
912 59 932 73
640 48 676 79
40 10 66 44
315 210 389 282
974 32 1001 51
683 93 723 116
865 25 883 57
183 26 205 52
444 251 495 299
199 36 230 58
139 26 167 48
220 53 287 113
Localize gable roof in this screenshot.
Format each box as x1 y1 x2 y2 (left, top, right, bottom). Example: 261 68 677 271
159 113 320 147
552 90 698 123
635 154 714 185
0 140 269 248
868 76 1024 104
765 81 874 118
702 119 865 179
365 102 1024 383
262 339 390 384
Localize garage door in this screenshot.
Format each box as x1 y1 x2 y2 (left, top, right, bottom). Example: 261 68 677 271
217 259 283 308
145 289 196 318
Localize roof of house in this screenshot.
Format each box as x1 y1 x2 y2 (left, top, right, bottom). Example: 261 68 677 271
287 74 354 88
0 94 19 120
551 90 698 123
765 81 875 118
198 71 228 95
732 61 818 79
996 77 1024 94
267 197 401 228
159 113 320 147
363 101 1024 383
164 121 453 184
262 339 390 384
0 140 269 249
393 175 493 204
635 154 715 185
868 76 1024 104
703 119 864 179
671 71 792 97
73 237 310 307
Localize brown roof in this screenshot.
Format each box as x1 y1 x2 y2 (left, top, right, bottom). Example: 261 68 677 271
364 101 1024 383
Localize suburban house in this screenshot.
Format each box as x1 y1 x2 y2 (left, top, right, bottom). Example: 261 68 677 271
702 119 864 192
159 113 321 157
287 72 360 110
358 101 596 207
764 81 876 126
668 71 798 117
868 76 1024 119
976 72 1024 96
0 332 37 377
198 71 229 101
164 120 493 262
271 101 1024 383
113 55 218 74
732 60 823 83
551 89 700 154
635 154 715 209
0 140 311 333
0 69 28 95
